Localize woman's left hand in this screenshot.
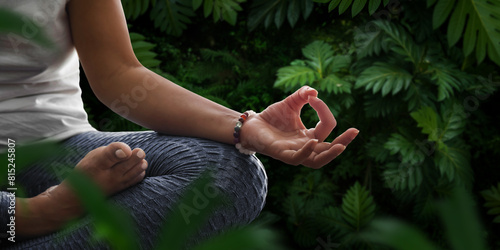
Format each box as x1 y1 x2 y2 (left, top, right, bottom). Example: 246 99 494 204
241 86 359 169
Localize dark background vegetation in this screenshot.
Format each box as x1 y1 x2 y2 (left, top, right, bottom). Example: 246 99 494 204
78 0 500 249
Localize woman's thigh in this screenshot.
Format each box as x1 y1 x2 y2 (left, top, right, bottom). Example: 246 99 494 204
7 131 267 249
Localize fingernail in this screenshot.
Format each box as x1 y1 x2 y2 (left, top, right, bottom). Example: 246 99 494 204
141 162 147 170
136 150 145 158
115 149 126 159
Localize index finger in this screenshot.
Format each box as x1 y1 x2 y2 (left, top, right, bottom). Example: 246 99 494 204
308 96 336 142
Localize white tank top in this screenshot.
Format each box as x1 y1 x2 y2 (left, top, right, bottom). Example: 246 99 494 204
0 0 96 149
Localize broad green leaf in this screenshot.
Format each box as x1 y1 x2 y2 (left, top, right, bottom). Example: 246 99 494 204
410 106 439 141
352 0 367 16
338 0 354 15
432 0 455 29
130 32 163 70
428 62 468 101
328 0 342 12
288 0 301 27
368 0 381 15
433 0 500 66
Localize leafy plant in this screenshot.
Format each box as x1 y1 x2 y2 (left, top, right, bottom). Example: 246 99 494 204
315 0 390 16
481 183 500 223
428 0 500 66
247 0 315 31
192 0 246 26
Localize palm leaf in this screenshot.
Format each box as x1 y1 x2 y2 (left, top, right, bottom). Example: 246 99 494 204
430 0 500 66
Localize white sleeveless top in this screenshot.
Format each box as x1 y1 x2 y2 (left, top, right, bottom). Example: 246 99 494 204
0 0 96 149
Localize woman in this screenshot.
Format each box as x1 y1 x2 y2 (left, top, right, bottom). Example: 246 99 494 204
0 0 359 248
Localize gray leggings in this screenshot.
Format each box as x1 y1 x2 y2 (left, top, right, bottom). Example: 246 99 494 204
0 131 268 249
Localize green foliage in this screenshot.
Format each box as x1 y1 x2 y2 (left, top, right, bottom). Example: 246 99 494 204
341 182 376 231
192 0 245 26
247 0 315 31
316 0 389 16
130 32 162 72
429 0 500 66
150 0 195 36
364 188 487 250
75 0 500 248
122 0 153 20
481 183 500 223
275 40 353 95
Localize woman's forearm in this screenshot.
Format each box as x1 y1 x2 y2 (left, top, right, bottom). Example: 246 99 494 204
89 66 241 145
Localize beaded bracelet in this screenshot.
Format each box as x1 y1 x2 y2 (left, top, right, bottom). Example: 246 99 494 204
233 111 256 155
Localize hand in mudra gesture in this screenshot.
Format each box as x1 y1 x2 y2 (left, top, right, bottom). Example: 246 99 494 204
241 86 359 168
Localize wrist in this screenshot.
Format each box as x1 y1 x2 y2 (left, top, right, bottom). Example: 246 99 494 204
233 111 257 155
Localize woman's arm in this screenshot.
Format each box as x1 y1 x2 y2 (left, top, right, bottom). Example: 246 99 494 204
67 0 238 145
66 0 358 168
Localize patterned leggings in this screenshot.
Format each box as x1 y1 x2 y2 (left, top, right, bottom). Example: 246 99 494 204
1 131 268 249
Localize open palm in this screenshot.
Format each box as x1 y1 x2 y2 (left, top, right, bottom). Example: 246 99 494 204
242 86 359 168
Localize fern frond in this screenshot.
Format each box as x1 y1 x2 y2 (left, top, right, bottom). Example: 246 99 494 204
150 0 195 36
430 0 500 66
341 182 376 231
274 66 320 89
481 183 500 223
248 0 314 31
355 62 413 96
